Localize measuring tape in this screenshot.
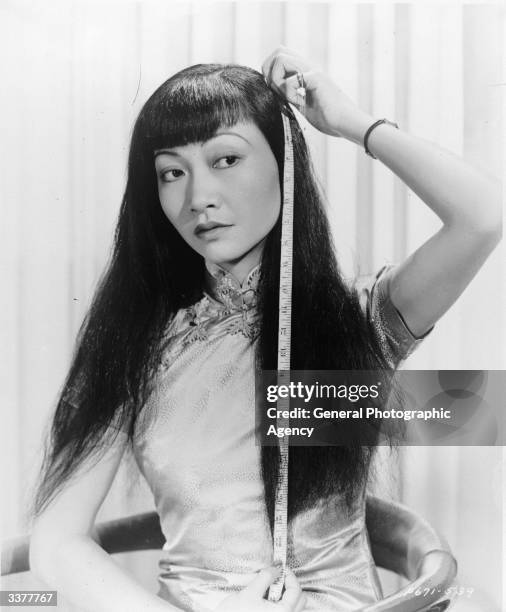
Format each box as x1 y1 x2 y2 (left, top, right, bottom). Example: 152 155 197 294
267 110 295 602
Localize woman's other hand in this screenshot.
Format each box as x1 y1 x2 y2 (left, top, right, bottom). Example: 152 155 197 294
261 46 373 144
216 566 307 611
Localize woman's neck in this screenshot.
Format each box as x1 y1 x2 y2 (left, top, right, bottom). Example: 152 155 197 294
206 240 264 285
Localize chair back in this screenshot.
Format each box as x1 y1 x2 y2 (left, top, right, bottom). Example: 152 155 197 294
1 496 457 611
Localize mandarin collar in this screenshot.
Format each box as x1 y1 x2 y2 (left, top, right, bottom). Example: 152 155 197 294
204 260 261 311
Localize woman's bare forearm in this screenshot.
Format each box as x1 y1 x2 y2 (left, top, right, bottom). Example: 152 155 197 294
363 119 501 234
262 47 501 234
262 47 502 337
30 533 180 612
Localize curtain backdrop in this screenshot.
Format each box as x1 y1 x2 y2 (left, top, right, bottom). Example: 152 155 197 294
2 1 503 610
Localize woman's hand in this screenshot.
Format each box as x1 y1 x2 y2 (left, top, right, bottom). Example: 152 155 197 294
261 46 373 144
263 52 502 341
216 566 307 611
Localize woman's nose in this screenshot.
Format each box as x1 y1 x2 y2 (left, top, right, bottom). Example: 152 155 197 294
188 169 221 214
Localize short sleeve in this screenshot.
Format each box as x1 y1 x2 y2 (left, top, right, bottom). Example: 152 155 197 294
355 264 434 367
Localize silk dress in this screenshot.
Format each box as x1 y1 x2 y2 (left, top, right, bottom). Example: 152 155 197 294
129 260 432 612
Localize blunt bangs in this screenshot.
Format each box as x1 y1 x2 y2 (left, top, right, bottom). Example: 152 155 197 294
140 64 276 153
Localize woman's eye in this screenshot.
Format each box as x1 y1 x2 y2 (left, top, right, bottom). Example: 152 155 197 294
214 155 240 169
160 168 185 183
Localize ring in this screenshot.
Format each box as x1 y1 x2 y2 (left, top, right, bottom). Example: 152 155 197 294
296 72 305 90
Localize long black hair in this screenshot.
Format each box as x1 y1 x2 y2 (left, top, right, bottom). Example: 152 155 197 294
31 64 391 524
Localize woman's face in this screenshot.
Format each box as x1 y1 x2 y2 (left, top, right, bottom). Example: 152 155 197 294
154 120 281 283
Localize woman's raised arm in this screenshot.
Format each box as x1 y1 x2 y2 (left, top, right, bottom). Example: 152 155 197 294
262 47 502 338
356 125 501 338
29 435 177 612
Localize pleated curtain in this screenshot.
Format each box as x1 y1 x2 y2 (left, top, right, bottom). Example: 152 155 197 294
2 2 503 609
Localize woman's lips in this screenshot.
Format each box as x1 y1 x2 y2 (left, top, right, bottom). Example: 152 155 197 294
196 225 232 239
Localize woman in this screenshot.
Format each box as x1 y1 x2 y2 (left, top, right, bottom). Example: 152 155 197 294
28 48 501 612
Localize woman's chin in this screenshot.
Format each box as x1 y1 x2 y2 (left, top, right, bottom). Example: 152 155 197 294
200 245 248 266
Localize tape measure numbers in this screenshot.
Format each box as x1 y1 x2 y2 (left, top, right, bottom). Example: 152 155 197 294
267 111 295 602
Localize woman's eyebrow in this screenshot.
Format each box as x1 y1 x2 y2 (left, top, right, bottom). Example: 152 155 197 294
212 130 251 146
154 132 251 158
154 149 181 159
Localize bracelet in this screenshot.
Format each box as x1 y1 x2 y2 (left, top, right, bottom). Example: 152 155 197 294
363 119 399 159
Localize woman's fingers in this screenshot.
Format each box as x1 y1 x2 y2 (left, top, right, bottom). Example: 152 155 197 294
235 566 307 611
242 565 282 599
262 46 358 137
280 568 306 611
261 46 314 93
279 70 320 107
261 46 291 84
